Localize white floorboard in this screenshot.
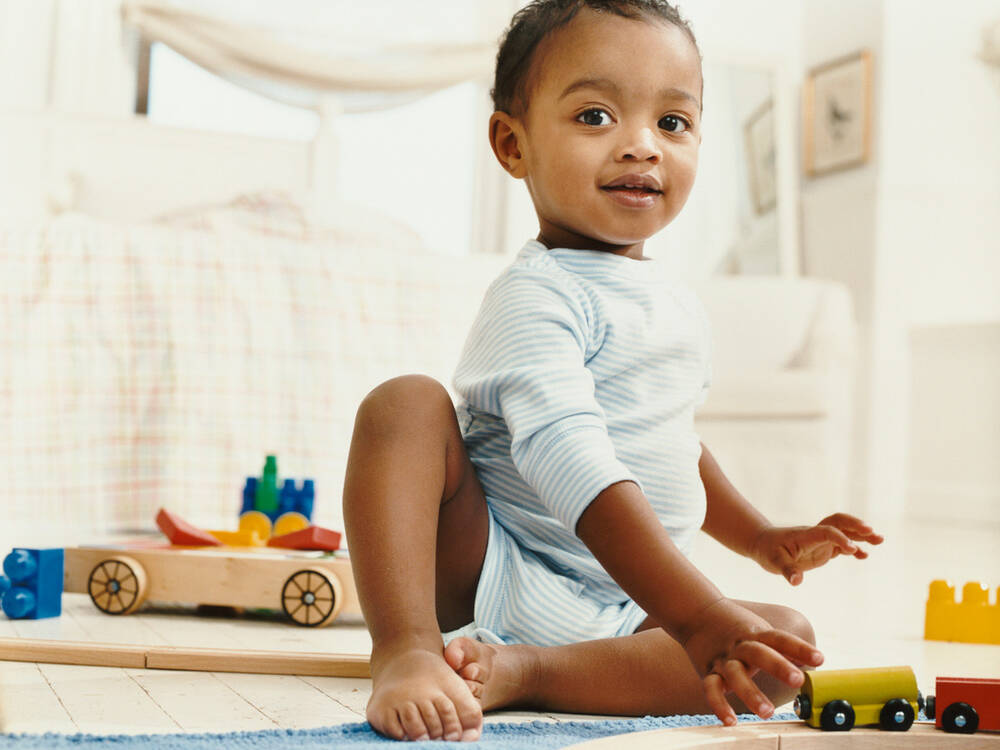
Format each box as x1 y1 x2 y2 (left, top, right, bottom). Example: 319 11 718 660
0 517 998 735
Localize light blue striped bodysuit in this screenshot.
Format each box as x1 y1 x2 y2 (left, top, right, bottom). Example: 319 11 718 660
450 240 712 646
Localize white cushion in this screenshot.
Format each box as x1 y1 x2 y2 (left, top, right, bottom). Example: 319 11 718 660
698 372 838 419
695 277 855 379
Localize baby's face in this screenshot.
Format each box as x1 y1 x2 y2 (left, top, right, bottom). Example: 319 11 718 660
508 10 702 258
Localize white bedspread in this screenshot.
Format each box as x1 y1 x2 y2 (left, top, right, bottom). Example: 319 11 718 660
0 214 505 534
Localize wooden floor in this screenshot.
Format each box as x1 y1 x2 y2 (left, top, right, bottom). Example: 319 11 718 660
1 516 998 736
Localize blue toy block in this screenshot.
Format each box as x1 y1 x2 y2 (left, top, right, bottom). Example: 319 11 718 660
299 479 315 520
0 548 64 619
241 477 258 515
278 479 298 518
239 457 315 523
276 478 316 522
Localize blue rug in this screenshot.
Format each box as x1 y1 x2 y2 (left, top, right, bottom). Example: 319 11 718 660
0 714 796 749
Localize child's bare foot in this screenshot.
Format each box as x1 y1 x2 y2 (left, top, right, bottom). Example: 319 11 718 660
367 646 484 742
443 637 540 711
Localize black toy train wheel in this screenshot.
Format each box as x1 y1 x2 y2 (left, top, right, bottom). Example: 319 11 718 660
941 702 979 734
879 698 915 731
925 694 936 721
793 693 811 720
819 700 855 731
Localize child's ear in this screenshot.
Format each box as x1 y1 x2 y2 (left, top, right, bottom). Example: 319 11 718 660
489 111 527 179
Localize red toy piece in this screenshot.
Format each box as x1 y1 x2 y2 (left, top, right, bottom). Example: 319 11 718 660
267 525 341 552
927 677 1000 734
155 508 223 547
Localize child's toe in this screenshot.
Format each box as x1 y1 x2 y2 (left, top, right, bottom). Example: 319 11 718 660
451 687 484 734
417 699 445 739
433 695 464 741
443 636 473 672
397 701 429 741
368 705 406 741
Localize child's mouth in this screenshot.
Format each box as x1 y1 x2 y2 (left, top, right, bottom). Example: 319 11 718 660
602 186 661 194
601 185 662 207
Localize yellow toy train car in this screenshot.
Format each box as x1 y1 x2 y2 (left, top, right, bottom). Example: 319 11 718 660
794 666 922 731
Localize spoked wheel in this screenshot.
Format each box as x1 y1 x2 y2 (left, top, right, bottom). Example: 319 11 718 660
88 556 147 615
281 567 343 627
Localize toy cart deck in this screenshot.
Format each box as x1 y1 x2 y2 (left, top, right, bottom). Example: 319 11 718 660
63 545 359 627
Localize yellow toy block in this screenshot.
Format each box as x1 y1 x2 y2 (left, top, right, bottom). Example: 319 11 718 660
206 529 265 547
238 510 273 541
924 579 1000 645
273 511 310 537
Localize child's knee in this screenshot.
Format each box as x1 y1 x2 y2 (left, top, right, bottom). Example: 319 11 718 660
745 601 815 648
355 374 454 433
783 607 815 646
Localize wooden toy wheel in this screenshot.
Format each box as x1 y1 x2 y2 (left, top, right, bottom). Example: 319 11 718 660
281 567 343 627
87 556 147 615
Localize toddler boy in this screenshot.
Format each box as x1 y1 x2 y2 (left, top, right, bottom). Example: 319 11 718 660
343 0 882 742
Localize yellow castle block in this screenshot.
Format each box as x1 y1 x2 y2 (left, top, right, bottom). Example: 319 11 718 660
924 580 1000 645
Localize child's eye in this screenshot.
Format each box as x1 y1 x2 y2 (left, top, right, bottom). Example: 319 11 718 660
577 108 612 127
659 115 689 133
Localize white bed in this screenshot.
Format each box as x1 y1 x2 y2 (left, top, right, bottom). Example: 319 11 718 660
0 109 508 535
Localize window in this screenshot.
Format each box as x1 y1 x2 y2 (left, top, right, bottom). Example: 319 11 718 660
143 42 485 255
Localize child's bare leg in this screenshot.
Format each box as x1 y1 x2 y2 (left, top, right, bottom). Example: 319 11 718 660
445 601 815 717
343 375 495 741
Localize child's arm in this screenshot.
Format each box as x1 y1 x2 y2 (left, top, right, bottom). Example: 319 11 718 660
576 480 822 726
697 443 772 557
698 443 884 585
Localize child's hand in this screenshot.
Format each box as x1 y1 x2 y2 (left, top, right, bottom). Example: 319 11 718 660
750 513 884 585
682 598 823 726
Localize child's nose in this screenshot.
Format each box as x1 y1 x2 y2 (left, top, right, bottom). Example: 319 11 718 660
616 127 662 163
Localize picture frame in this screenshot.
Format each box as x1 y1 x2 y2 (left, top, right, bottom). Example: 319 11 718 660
803 50 873 176
743 98 776 215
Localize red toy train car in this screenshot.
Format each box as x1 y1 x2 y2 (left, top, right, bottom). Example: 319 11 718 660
926 677 1000 734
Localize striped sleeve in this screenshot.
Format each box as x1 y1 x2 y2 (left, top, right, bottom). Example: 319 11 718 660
454 267 637 531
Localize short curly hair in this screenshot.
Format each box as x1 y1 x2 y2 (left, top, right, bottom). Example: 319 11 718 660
492 0 699 116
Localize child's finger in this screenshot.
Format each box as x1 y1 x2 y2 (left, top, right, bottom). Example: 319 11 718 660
718 657 774 718
733 639 805 690
703 672 738 726
800 524 858 555
782 566 803 585
819 513 884 543
757 629 824 670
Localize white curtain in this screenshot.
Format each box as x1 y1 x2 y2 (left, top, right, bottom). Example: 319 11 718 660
0 0 136 117
122 0 512 112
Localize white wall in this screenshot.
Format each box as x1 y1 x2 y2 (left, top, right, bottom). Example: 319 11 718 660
880 0 1000 327
878 0 1000 524
799 0 1000 523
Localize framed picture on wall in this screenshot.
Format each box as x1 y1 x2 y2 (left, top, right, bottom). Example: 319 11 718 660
803 50 873 176
743 98 776 214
